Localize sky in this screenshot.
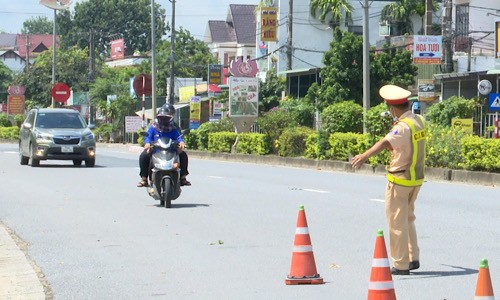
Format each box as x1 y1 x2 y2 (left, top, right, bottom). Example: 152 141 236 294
0 0 258 40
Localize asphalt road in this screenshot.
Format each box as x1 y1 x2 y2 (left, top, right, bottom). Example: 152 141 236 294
0 143 499 299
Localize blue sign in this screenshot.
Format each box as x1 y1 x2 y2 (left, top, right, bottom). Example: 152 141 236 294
488 93 500 111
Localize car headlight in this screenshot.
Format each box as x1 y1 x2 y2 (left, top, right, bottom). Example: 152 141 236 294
82 133 95 141
35 130 52 141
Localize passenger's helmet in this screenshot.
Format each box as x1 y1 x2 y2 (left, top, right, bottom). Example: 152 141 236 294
157 106 174 127
162 103 176 116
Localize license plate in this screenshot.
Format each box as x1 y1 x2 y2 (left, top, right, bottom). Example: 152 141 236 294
61 146 73 153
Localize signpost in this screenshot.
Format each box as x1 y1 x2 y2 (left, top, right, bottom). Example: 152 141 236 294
133 74 153 128
413 35 442 64
51 82 71 104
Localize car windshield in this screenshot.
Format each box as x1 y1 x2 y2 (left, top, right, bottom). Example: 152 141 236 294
36 112 86 129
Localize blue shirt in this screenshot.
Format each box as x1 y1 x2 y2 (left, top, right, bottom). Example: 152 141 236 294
144 122 184 145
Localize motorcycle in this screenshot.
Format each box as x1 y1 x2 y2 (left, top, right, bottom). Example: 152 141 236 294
147 137 182 208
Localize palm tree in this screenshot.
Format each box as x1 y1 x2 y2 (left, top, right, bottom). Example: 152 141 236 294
380 0 439 36
310 0 354 28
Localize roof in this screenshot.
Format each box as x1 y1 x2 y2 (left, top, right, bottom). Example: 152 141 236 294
229 4 256 44
206 4 256 45
16 34 59 58
207 21 235 43
0 34 17 49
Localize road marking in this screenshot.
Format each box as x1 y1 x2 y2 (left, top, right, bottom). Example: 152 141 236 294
302 188 330 194
369 198 385 203
208 176 225 179
4 151 18 154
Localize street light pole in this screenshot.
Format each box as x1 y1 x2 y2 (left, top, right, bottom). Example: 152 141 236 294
168 0 176 105
51 9 57 108
362 0 370 133
151 0 157 119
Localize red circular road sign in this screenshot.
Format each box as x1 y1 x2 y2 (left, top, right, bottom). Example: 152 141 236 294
133 74 152 96
51 83 71 103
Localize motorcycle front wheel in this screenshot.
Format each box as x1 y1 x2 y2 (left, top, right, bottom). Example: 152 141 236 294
162 178 172 208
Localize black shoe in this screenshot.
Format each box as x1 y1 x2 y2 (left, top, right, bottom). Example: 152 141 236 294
409 261 420 270
391 267 410 275
180 178 191 186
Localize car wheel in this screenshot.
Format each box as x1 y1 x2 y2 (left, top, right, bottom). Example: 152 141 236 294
29 145 40 167
19 144 29 165
73 159 82 166
85 158 95 168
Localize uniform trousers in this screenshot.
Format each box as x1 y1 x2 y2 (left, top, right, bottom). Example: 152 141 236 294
385 181 421 270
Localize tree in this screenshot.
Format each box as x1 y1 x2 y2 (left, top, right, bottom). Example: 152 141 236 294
259 69 286 112
306 28 417 109
138 28 216 96
0 61 13 103
15 47 92 108
310 0 353 27
57 0 167 57
380 0 439 35
21 16 53 34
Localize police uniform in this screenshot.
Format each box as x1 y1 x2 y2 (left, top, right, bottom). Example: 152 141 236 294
380 85 426 271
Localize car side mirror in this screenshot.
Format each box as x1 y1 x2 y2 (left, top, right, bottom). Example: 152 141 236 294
22 123 32 129
88 124 96 130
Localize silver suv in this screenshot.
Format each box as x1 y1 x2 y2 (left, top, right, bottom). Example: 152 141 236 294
19 108 96 167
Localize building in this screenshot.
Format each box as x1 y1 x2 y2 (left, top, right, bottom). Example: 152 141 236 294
205 4 257 84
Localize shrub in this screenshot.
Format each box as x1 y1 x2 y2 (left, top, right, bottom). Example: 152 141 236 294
0 113 11 127
236 133 270 155
425 96 478 127
257 107 297 154
425 123 467 169
365 103 393 137
195 119 234 150
14 114 25 127
321 101 363 134
208 132 237 153
279 97 314 127
328 132 368 161
0 126 19 140
94 123 113 142
277 126 314 157
183 130 200 150
304 129 330 159
461 136 500 172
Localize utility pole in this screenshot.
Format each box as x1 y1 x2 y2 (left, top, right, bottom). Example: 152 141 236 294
425 0 433 35
287 0 293 70
151 0 157 119
25 34 30 72
88 29 95 82
168 0 176 105
51 9 57 108
442 0 453 73
362 0 370 133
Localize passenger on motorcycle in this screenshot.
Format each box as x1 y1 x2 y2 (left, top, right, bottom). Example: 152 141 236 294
137 105 190 187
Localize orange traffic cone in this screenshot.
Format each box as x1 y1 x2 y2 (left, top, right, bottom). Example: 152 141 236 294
475 259 495 299
367 229 396 300
285 205 324 285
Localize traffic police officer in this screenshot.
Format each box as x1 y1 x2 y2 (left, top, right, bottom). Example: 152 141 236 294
351 84 426 275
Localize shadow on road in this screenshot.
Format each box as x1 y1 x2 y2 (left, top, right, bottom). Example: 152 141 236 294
409 264 478 278
33 164 105 168
154 203 210 209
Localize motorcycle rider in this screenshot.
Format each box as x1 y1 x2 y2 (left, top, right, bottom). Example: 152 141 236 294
137 104 190 187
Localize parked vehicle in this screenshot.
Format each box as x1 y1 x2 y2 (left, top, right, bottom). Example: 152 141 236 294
19 108 96 167
147 137 182 208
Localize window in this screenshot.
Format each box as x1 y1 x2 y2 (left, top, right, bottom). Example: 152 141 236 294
455 4 469 52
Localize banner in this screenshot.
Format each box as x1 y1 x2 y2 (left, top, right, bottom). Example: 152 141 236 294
260 7 277 42
189 96 201 129
413 35 442 64
7 95 25 115
110 38 125 60
208 64 222 85
229 77 259 117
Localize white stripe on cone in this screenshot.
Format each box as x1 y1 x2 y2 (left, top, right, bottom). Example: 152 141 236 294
371 258 391 267
293 245 313 252
295 227 309 234
474 297 495 300
368 281 395 290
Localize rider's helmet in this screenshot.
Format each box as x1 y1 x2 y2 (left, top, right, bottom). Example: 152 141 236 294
162 103 176 116
157 105 174 127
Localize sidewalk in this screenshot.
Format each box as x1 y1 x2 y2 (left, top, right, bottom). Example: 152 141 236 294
0 223 46 300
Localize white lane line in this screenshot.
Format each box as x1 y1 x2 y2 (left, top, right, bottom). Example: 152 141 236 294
369 198 385 203
208 176 225 179
4 151 18 154
302 188 330 194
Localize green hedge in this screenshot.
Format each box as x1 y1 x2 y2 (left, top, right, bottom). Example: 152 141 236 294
208 132 237 153
0 126 19 140
461 136 500 172
277 126 314 157
236 133 270 155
